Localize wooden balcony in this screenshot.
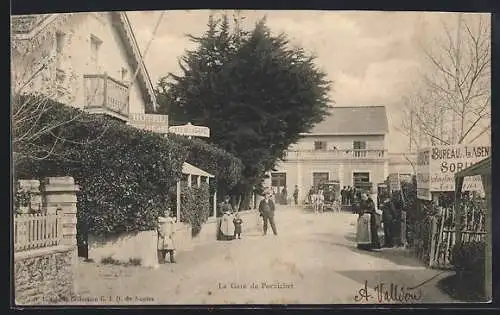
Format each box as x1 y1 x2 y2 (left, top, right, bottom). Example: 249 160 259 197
84 74 130 121
285 149 387 161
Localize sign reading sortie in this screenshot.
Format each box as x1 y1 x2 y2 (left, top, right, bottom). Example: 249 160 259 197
168 122 210 138
416 144 490 200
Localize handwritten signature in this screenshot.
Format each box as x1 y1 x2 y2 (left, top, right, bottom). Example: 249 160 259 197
354 280 423 303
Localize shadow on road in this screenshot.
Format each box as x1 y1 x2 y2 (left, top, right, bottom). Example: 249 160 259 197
341 233 423 268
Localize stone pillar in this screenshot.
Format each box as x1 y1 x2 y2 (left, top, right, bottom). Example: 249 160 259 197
384 160 389 182
197 176 201 187
41 177 79 245
40 176 79 294
187 175 192 188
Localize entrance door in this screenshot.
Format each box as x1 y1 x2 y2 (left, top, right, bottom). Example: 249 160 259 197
312 172 329 188
353 172 370 190
271 172 286 191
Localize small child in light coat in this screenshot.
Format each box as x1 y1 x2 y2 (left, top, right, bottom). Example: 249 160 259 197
233 212 243 239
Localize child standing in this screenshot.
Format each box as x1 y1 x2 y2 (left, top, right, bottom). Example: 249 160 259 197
233 212 243 239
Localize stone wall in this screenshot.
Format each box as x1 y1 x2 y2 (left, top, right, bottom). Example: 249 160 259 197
14 176 78 305
14 246 75 305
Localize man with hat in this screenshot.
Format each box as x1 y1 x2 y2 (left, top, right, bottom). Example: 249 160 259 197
258 189 278 236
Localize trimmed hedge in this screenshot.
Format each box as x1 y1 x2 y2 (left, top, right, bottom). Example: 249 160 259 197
14 98 187 238
170 135 244 196
14 95 243 240
450 241 486 299
451 241 486 273
180 183 211 237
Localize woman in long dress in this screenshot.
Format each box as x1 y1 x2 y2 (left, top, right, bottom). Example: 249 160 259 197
218 195 235 240
356 192 381 250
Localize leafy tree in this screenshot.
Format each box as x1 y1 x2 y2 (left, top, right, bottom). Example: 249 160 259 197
156 13 332 209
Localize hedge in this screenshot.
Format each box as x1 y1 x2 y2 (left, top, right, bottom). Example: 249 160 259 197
450 241 486 298
180 183 211 237
170 135 244 196
14 95 244 241
14 97 188 238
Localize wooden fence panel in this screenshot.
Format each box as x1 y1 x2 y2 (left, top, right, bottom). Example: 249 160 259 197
14 213 62 252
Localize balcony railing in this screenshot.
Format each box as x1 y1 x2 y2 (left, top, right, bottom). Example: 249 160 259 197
285 149 387 160
84 74 130 120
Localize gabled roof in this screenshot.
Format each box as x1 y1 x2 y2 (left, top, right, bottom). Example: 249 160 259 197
182 162 214 178
302 106 389 136
11 12 158 111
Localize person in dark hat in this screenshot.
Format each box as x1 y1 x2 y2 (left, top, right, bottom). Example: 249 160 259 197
258 191 278 236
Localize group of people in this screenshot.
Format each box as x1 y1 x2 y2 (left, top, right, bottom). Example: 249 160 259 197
218 192 279 240
341 186 356 205
355 191 401 250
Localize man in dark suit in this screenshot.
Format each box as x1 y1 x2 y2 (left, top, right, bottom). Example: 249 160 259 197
258 192 278 236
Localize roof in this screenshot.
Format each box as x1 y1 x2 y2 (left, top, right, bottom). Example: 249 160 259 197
182 162 214 178
302 106 389 135
455 157 491 178
11 12 158 111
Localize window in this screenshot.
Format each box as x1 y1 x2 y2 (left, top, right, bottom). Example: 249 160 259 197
121 67 129 82
312 172 329 187
353 141 366 150
353 141 367 157
314 141 327 151
271 172 286 188
90 35 102 71
353 172 370 190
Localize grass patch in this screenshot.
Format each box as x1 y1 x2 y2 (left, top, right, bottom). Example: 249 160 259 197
100 256 121 265
127 258 142 266
100 256 142 266
437 272 487 302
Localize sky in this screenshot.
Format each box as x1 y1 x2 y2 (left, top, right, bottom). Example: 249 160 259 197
127 10 490 153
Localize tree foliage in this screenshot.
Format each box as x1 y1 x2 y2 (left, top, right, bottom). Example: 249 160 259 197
156 13 332 207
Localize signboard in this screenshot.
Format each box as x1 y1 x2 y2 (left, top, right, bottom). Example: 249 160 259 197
168 122 210 138
388 173 401 191
416 148 431 200
417 144 490 200
127 113 170 134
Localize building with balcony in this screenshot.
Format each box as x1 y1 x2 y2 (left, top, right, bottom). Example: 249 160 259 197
270 106 390 202
11 12 159 122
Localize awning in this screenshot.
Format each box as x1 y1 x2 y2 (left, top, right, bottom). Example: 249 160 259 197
182 162 214 178
455 157 491 178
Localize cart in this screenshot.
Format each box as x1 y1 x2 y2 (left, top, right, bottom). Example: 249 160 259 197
318 180 341 212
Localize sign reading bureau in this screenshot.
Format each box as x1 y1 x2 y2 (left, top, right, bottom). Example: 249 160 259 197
417 144 490 200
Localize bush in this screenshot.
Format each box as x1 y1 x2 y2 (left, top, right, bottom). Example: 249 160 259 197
14 98 188 238
450 241 486 298
170 135 244 196
451 241 486 272
180 183 211 237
